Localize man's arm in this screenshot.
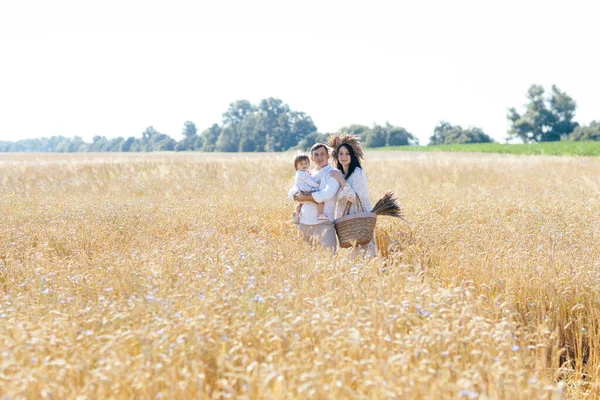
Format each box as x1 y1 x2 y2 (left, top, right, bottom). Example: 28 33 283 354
311 175 340 203
290 185 317 203
294 193 317 203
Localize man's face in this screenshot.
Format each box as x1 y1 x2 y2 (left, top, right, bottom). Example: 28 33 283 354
311 146 329 168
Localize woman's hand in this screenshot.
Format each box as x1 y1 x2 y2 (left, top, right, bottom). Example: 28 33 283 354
330 170 345 186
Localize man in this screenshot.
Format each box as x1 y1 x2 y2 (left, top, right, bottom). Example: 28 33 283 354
289 142 340 252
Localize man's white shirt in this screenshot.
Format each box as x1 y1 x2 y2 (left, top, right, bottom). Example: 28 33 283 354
288 164 340 225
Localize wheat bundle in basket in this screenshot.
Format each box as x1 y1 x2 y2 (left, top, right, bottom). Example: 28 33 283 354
334 191 406 248
371 191 407 221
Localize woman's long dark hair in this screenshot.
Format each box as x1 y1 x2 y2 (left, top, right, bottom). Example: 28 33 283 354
334 143 362 180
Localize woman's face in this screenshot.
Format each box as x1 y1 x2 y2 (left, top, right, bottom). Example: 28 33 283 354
338 146 351 169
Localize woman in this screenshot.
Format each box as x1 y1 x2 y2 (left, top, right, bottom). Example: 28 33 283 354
328 133 378 258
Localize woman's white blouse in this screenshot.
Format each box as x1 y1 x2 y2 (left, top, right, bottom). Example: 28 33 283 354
335 167 374 216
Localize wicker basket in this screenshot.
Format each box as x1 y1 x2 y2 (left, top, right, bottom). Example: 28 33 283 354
334 196 377 248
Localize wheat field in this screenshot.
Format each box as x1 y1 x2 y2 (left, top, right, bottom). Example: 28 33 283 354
1 151 600 399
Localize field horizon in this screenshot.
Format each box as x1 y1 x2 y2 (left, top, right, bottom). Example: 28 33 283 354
376 140 600 156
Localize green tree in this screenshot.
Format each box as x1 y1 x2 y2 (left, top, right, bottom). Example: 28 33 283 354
386 123 419 146
569 121 600 141
215 126 238 152
69 136 88 152
176 121 203 151
223 100 255 126
120 137 136 152
429 121 494 145
339 124 370 141
297 131 328 151
219 100 254 152
237 114 264 151
106 137 125 152
210 97 316 152
201 124 222 152
339 123 418 147
90 135 110 152
508 84 578 142
140 126 176 151
288 114 318 147
255 98 316 152
364 125 387 148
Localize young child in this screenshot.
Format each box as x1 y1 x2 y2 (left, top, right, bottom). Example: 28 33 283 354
291 154 328 224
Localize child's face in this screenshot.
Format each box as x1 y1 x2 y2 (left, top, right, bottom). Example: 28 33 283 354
297 160 310 171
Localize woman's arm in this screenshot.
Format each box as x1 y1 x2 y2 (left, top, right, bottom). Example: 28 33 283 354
329 169 355 202
338 168 369 204
337 181 357 202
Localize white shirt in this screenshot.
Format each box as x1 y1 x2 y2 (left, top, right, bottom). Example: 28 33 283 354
288 164 340 225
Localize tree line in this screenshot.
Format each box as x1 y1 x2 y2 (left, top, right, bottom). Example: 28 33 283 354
1 86 599 152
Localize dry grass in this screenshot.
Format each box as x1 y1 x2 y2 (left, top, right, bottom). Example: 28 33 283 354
1 151 600 399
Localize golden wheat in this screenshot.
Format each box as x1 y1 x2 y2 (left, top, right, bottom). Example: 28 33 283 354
1 151 599 399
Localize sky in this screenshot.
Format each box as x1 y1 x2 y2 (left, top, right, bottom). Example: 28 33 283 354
1 0 599 145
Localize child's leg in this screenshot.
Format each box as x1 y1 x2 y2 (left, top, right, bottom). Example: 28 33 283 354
316 202 324 215
292 202 302 224
316 202 328 220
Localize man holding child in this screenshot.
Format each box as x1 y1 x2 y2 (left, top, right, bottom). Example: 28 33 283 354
288 143 340 252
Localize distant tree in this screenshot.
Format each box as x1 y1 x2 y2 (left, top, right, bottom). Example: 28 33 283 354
386 124 419 146
339 124 370 141
364 124 387 148
219 100 254 152
284 110 317 151
338 123 418 147
51 136 81 152
237 114 264 151
120 137 136 152
176 121 203 151
89 135 110 152
429 121 494 145
105 137 125 152
215 126 238 152
70 136 88 152
201 124 222 152
139 126 176 151
569 121 600 141
508 84 578 142
182 120 197 140
255 98 316 151
207 97 317 152
297 131 328 151
223 100 255 127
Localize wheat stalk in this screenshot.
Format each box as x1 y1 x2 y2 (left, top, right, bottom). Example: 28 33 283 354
371 191 408 222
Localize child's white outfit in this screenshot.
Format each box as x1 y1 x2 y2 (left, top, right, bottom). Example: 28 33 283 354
291 170 328 223
293 170 320 193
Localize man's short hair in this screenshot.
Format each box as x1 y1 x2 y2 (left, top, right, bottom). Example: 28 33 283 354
310 142 329 155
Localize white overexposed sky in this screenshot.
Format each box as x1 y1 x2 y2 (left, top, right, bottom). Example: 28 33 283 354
1 0 598 145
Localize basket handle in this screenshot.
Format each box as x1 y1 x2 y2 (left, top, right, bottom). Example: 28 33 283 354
342 192 366 216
